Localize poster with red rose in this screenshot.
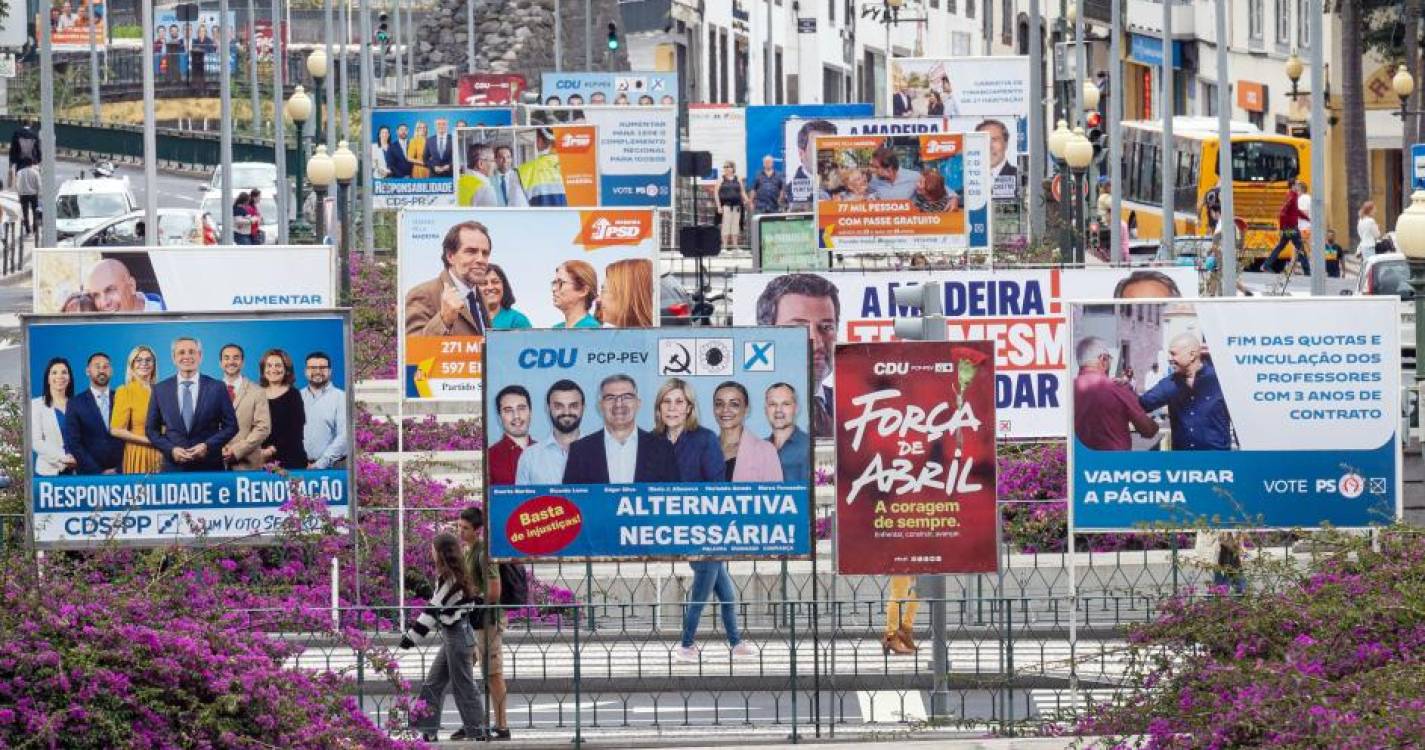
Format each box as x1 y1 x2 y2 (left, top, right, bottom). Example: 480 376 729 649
833 340 997 574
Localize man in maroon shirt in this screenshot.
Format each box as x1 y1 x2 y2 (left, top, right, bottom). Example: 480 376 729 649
488 385 534 485
1073 336 1159 451
1263 180 1309 274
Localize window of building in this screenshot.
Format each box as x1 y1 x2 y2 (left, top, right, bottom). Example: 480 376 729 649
931 0 940 10
1297 0 1309 47
1202 81 1218 117
952 31 972 55
828 0 835 24
720 28 730 103
1275 0 1290 45
1249 0 1264 40
1001 0 1012 43
966 0 975 18
775 47 784 104
948 0 957 14
708 26 719 102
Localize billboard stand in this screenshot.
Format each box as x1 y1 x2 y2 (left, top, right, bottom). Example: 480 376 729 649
396 393 407 635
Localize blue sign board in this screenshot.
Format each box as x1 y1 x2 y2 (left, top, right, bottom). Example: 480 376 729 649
1413 144 1425 191
1128 34 1184 69
744 103 874 183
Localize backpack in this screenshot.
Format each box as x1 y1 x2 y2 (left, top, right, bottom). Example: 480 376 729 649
498 562 529 607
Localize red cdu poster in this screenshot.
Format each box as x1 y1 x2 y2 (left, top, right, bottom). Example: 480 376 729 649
833 340 998 574
458 73 527 106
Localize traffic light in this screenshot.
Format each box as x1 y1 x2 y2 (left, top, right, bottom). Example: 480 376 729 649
606 22 619 51
376 12 390 45
1085 110 1105 163
889 282 946 341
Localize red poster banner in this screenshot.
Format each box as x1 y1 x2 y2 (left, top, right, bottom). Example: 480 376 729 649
833 340 998 574
458 73 526 106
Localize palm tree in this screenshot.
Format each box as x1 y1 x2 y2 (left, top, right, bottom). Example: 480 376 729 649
1339 0 1369 244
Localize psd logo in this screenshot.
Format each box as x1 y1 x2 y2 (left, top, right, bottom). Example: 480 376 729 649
588 217 643 242
921 135 961 158
559 132 593 150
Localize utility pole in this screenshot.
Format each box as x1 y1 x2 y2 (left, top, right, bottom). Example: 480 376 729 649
1308 0 1325 295
221 0 236 243
360 0 375 256
326 0 338 143
1028 0 1045 240
142 0 159 239
272 0 290 243
88 0 101 124
1215 0 1235 294
1159 0 1174 258
39 0 57 247
393 0 403 104
249 0 262 136
1109 0 1122 263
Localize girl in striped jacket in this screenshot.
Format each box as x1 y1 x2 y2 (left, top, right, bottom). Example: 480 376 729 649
400 532 489 742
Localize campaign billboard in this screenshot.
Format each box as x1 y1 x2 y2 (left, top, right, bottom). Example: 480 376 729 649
834 340 997 574
24 311 353 548
688 105 747 182
812 132 992 254
888 57 1032 119
785 115 1022 204
47 0 108 52
539 72 680 106
482 326 813 561
453 124 599 207
526 106 677 207
152 9 235 75
458 73 527 106
370 107 515 209
729 267 1199 440
33 246 337 313
744 103 874 197
398 208 659 401
754 213 826 272
1069 298 1401 531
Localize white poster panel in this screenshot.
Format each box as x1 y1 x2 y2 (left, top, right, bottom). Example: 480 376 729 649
729 267 1198 439
33 246 337 313
687 104 747 182
888 56 1032 119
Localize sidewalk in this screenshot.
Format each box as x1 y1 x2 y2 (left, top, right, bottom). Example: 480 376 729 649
424 732 1086 749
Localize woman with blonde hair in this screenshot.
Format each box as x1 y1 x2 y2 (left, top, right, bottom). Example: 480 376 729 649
597 258 654 328
552 260 599 329
409 121 431 179
1356 201 1382 260
110 345 162 474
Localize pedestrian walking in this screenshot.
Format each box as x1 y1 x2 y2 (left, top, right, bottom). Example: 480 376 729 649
246 188 265 244
399 532 489 743
1325 229 1343 278
1356 201 1382 260
231 193 253 245
882 576 918 655
15 162 39 238
457 507 514 741
1264 180 1308 274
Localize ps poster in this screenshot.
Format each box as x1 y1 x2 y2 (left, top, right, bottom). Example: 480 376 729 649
482 327 813 561
23 311 354 548
1069 298 1401 531
813 132 991 254
453 124 600 207
834 340 997 574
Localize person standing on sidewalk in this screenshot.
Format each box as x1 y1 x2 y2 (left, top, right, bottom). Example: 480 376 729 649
458 507 512 741
16 162 39 238
746 155 786 216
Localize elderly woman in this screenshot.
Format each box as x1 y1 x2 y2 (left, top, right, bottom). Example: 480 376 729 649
551 260 599 329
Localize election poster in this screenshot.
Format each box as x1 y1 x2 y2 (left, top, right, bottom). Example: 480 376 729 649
785 116 1023 204
33 246 337 313
526 106 677 207
539 72 679 106
754 213 826 271
47 0 108 52
812 132 992 254
23 311 354 549
453 124 600 208
888 57 1032 120
398 207 659 401
1069 298 1401 531
834 340 997 574
371 107 515 209
744 103 874 198
729 267 1198 440
482 326 813 561
458 73 526 106
152 9 236 76
688 104 747 182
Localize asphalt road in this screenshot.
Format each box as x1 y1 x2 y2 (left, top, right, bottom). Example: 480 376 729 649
44 155 212 209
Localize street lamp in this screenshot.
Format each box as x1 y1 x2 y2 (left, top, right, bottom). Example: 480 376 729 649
1081 79 1101 112
1397 191 1425 389
332 140 358 305
307 49 328 147
1065 127 1094 263
307 144 335 244
1284 52 1304 101
1048 119 1072 162
1392 65 1425 200
286 85 314 239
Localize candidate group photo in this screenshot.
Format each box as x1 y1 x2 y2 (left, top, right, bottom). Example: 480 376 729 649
452 125 598 208
25 314 352 480
814 136 963 213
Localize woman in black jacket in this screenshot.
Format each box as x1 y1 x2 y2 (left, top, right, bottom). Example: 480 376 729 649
400 532 489 742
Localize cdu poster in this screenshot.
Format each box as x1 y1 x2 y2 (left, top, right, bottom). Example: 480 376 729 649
834 340 997 574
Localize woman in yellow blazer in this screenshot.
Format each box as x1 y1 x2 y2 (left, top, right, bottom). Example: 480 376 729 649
109 345 162 474
409 121 430 179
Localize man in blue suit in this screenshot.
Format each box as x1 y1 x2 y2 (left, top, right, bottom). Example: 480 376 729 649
386 123 414 178
423 118 454 178
145 336 238 472
562 374 678 485
63 352 125 475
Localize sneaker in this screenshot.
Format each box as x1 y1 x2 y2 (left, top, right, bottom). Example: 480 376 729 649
730 642 758 660
491 726 512 741
450 727 489 741
674 644 700 662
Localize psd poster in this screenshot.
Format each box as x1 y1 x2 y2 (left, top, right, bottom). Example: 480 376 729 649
453 124 599 207
812 132 992 254
48 0 108 51
24 311 353 548
370 107 515 208
33 246 336 313
730 267 1199 439
688 104 747 182
744 103 873 192
782 116 946 206
458 73 526 105
834 340 997 574
526 106 677 207
1069 298 1401 530
483 327 813 561
398 208 658 400
539 72 679 106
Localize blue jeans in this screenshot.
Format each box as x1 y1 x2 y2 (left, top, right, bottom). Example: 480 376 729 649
681 561 741 647
1213 570 1246 595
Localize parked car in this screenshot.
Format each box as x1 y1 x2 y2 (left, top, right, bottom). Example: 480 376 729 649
59 209 217 247
1352 252 1415 367
199 190 280 245
206 162 278 193
55 178 137 240
659 272 694 326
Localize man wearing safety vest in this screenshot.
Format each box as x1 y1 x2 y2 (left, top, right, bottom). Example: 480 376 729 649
517 128 569 207
456 143 498 207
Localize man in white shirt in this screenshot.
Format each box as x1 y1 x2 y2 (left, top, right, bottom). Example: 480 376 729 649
301 351 348 469
219 343 271 470
868 147 921 201
515 380 585 484
490 145 529 207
